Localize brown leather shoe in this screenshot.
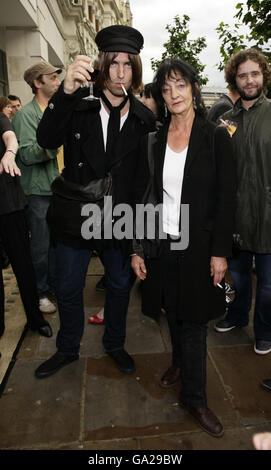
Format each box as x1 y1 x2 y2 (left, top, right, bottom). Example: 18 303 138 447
160 365 181 388
180 403 224 437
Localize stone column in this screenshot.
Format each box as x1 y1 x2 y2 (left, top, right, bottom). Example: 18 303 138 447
5 28 49 104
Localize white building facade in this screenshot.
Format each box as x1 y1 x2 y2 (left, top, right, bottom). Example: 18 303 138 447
0 0 132 104
201 86 228 110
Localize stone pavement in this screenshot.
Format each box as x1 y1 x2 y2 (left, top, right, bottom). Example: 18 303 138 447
0 257 271 452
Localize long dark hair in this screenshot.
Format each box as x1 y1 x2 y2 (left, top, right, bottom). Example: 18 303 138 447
153 57 206 118
0 96 11 112
94 51 143 94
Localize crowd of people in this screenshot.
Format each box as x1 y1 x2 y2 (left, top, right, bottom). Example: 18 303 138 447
0 23 271 447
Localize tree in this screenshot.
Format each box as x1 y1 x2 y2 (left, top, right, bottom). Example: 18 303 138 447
216 0 271 71
235 0 271 44
151 14 208 87
215 21 249 72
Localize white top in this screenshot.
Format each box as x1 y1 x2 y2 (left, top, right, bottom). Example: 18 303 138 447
100 102 129 151
163 144 188 236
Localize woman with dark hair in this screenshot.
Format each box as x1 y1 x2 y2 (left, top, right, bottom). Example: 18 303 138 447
131 57 236 437
0 97 13 120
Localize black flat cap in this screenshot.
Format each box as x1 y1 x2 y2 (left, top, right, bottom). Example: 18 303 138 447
95 25 143 54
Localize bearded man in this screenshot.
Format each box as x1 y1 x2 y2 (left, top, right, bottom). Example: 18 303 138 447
214 49 271 358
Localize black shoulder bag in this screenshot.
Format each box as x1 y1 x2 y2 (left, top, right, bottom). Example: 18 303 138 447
48 171 114 242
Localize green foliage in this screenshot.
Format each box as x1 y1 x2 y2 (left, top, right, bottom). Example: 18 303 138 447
216 0 271 72
215 22 249 72
235 0 271 44
151 14 208 86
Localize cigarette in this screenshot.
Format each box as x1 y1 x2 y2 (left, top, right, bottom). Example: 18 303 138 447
121 84 127 96
217 283 223 289
219 118 228 126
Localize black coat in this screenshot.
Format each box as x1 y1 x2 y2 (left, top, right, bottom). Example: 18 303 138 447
140 115 237 323
37 84 155 249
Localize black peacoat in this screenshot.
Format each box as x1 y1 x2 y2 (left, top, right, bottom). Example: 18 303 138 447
140 115 237 323
36 83 155 249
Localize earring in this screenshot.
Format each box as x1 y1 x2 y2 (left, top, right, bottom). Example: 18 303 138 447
193 96 197 110
164 103 168 117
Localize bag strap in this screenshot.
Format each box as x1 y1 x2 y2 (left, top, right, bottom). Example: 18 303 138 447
137 131 157 207
147 131 157 177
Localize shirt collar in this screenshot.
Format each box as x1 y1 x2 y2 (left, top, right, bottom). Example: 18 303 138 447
234 92 266 115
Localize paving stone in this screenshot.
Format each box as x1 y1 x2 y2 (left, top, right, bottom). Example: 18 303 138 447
0 269 26 385
83 276 106 307
17 328 53 360
34 315 60 358
138 426 255 450
0 358 85 448
81 279 165 356
125 309 166 355
87 256 104 275
80 311 105 357
84 353 186 442
209 345 271 425
208 319 254 348
82 438 139 450
1 257 268 451
84 352 238 442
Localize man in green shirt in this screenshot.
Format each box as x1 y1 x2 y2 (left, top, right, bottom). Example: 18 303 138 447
214 49 271 359
12 61 62 313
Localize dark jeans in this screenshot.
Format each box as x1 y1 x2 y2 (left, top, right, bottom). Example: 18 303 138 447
26 195 56 298
55 243 135 356
227 251 271 341
0 210 48 336
162 250 208 408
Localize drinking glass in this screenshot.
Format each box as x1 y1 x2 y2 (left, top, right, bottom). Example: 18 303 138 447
82 55 100 101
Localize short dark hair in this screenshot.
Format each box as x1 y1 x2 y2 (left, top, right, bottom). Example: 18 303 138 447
140 82 165 122
225 48 271 94
140 83 154 98
94 51 142 94
153 57 206 117
28 75 46 95
8 94 21 103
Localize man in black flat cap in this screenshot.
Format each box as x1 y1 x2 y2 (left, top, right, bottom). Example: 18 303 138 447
34 25 155 379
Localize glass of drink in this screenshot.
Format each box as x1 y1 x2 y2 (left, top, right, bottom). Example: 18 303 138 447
220 118 237 137
83 55 100 101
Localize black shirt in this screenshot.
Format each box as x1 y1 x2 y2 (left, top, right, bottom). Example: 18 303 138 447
207 94 233 123
0 113 26 215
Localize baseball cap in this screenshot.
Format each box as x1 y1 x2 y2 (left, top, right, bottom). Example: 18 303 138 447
24 61 62 87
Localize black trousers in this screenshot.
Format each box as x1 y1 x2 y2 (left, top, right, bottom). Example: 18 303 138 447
161 247 208 408
0 210 48 337
55 243 135 355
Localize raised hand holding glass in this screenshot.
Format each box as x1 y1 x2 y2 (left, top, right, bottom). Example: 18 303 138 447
82 55 100 101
